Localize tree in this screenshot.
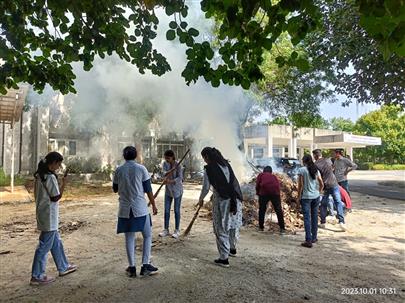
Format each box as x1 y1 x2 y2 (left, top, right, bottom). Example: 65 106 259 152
306 0 405 107
329 117 355 132
254 32 336 120
1 0 404 95
354 106 405 163
268 112 329 129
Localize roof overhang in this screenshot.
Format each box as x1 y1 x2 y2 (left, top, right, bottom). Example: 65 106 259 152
0 86 29 127
314 133 381 148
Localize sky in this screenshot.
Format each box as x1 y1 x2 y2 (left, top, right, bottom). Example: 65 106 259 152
320 95 380 121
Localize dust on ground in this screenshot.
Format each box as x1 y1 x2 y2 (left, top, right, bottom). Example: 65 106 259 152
0 183 404 303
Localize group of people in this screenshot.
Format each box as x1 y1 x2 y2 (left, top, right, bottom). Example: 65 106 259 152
296 149 356 247
30 146 356 284
30 146 244 284
255 148 356 248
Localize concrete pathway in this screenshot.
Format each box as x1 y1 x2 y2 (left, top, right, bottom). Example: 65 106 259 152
349 170 405 201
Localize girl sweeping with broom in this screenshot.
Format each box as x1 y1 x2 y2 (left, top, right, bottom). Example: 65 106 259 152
198 147 243 268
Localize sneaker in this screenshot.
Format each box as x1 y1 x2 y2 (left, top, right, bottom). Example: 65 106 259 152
229 249 237 257
312 239 318 243
140 264 158 276
159 229 169 237
301 242 313 248
172 230 180 239
214 258 230 268
339 223 347 231
319 223 326 229
280 229 286 235
30 276 56 285
257 227 264 232
59 264 77 277
126 266 136 278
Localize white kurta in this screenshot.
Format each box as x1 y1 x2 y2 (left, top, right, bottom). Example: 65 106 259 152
199 164 242 259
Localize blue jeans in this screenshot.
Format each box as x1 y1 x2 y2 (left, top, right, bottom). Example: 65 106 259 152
300 198 320 243
338 180 350 196
164 194 182 230
320 186 345 224
324 195 335 216
32 231 69 279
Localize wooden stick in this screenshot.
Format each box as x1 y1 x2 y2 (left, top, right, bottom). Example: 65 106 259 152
182 204 202 237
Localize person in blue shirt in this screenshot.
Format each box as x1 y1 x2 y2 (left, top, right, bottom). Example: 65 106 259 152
113 146 158 277
159 150 184 239
297 155 324 248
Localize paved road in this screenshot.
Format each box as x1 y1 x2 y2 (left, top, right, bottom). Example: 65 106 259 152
349 170 405 201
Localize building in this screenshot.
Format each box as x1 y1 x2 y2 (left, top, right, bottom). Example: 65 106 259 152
0 91 193 175
243 124 381 161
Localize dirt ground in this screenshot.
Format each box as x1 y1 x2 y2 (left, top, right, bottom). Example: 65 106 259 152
0 183 404 303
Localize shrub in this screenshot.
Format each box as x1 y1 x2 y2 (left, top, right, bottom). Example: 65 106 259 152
357 162 374 170
372 164 405 170
82 156 102 173
65 156 102 174
65 157 84 174
101 164 114 178
0 167 26 186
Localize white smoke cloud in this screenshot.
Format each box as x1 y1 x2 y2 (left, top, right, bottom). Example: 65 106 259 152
29 4 255 180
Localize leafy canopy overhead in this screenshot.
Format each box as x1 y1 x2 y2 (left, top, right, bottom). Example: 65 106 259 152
1 0 404 95
306 0 405 107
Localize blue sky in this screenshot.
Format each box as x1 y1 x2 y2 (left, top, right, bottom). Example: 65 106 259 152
320 95 379 121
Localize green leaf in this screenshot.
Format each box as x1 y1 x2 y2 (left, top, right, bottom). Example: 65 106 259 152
166 29 176 41
263 39 272 50
188 28 199 37
295 58 310 72
165 6 175 16
169 21 177 29
180 21 188 29
181 7 188 18
241 78 250 90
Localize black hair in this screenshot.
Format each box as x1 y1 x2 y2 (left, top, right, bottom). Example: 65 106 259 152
263 166 272 173
302 154 318 180
312 149 322 156
34 151 64 182
201 147 228 166
123 146 137 160
335 149 344 155
164 150 175 159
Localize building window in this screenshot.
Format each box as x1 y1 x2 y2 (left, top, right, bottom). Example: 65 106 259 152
57 140 66 155
156 142 186 159
68 141 77 156
253 147 264 159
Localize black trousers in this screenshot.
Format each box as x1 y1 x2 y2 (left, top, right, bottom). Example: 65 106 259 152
258 194 285 230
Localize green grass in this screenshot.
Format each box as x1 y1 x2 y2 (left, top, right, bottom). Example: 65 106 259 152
0 167 27 186
371 164 405 170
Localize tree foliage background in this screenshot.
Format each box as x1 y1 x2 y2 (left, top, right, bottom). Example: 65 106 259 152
1 0 404 105
353 106 405 164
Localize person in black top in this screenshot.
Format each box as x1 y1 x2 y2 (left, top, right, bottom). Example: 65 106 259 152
198 147 243 267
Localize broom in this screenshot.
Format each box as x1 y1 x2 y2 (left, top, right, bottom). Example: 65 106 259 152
182 203 202 237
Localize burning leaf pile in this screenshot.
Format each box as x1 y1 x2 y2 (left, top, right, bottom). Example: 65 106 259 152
203 173 303 231
241 173 303 231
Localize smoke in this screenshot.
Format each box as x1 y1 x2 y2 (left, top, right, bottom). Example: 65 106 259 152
29 4 254 179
